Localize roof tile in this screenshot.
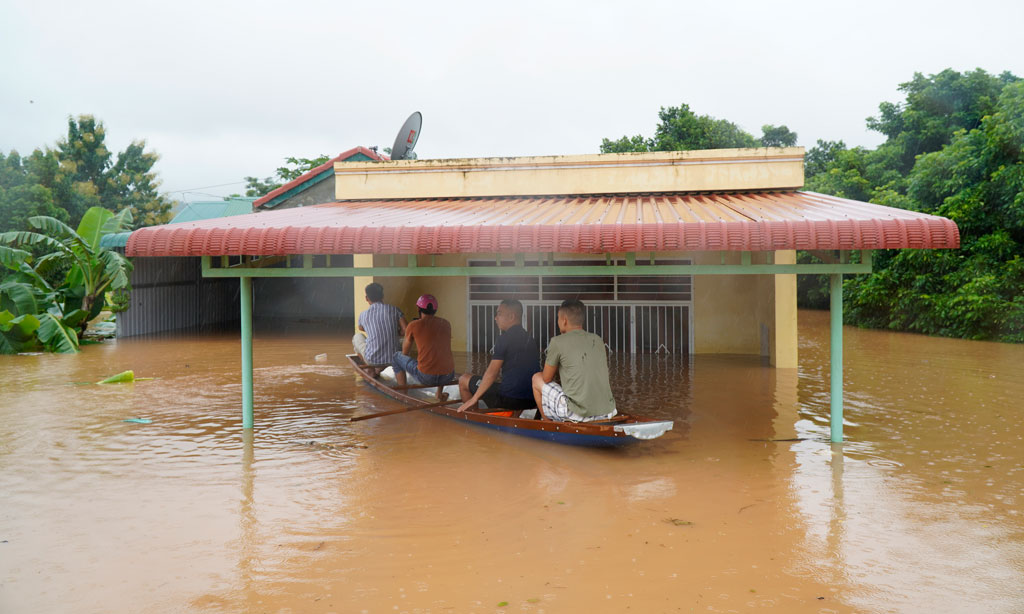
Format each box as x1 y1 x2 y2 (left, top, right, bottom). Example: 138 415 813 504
127 191 960 257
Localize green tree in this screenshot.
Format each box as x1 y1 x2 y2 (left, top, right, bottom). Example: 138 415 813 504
106 141 173 227
866 68 1018 175
601 104 795 153
0 150 68 233
242 154 331 197
805 69 1021 202
803 140 847 179
759 124 798 147
48 115 173 229
602 104 759 153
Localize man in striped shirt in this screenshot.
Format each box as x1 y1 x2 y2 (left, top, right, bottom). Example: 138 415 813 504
353 283 407 377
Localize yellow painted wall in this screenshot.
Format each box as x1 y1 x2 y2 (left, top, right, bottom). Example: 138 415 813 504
352 254 374 318
687 251 784 356
692 253 759 354
368 254 470 351
336 148 804 200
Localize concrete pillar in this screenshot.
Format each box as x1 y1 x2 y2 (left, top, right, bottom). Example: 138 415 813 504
772 250 798 368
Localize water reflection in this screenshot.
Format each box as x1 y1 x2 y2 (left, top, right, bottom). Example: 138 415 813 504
791 311 1024 613
238 430 256 593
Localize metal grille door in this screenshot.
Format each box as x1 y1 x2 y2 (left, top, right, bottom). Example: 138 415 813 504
469 301 689 355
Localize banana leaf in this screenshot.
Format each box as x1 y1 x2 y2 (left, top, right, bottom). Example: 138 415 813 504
0 281 39 315
61 283 86 315
28 216 81 246
0 311 41 354
30 254 61 288
62 309 89 330
101 208 133 236
1 229 74 259
98 250 133 290
76 207 115 252
0 243 31 269
36 313 80 353
98 370 134 384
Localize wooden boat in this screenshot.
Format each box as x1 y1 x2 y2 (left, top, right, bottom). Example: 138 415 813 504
347 354 673 447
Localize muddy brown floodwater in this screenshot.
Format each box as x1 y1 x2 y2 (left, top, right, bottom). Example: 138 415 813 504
1 310 1022 613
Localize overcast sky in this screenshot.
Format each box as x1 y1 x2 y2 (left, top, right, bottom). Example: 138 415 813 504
2 0 1022 203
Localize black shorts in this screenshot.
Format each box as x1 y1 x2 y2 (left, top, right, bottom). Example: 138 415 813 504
468 375 537 410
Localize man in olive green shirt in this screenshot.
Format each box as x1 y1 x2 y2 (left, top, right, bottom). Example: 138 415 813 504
531 299 617 421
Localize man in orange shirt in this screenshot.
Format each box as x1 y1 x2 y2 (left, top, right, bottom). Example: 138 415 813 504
393 294 456 389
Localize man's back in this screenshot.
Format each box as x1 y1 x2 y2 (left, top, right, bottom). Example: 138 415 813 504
358 302 403 365
494 324 540 400
545 329 615 417
406 316 454 376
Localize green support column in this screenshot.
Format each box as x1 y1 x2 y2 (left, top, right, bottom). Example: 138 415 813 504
241 277 254 429
829 273 843 443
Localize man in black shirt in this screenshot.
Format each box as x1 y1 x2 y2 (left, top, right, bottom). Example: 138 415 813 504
457 299 540 413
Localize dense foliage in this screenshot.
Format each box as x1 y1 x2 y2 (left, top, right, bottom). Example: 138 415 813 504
0 207 134 353
803 69 1024 342
0 115 173 232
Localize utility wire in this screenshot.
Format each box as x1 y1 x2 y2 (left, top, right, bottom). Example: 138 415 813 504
164 180 247 193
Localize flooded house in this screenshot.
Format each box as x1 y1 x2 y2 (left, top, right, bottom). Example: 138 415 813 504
125 147 960 441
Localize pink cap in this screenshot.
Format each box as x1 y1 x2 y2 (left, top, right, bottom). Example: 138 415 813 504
416 294 438 310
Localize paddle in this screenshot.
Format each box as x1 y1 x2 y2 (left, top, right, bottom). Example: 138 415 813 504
350 398 461 422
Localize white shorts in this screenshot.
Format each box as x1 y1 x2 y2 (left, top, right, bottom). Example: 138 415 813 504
540 382 616 422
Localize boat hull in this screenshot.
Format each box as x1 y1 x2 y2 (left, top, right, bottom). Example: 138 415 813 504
346 354 672 447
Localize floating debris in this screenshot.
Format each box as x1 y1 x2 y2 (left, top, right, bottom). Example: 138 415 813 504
122 418 152 424
665 518 694 526
98 370 134 384
96 370 155 384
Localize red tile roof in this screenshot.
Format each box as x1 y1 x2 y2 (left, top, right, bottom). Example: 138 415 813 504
127 191 960 257
252 146 385 209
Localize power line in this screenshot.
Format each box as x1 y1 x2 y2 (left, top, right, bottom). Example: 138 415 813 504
179 191 242 200
164 180 246 193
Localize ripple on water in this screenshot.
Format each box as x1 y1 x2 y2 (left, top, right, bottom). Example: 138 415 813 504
2 317 1024 614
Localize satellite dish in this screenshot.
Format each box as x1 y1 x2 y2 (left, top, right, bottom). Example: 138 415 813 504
390 112 422 160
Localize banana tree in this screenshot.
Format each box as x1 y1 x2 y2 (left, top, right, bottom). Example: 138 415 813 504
0 206 133 352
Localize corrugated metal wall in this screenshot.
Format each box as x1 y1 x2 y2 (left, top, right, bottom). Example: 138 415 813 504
117 257 239 337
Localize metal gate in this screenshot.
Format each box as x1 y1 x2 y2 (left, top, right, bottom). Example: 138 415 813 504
466 258 692 355
469 301 690 355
